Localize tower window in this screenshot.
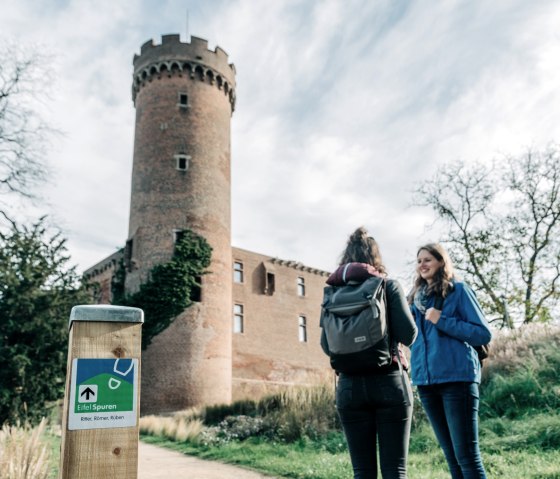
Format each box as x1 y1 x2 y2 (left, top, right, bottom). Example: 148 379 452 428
233 261 244 283
233 304 244 333
174 229 185 244
175 154 190 171
297 277 305 297
190 275 202 302
124 239 133 271
265 272 275 295
299 315 307 342
178 92 189 108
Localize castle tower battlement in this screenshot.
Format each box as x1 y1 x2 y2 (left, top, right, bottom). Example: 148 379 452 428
127 33 235 413
132 35 236 111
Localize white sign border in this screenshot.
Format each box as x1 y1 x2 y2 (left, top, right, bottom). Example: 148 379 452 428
68 358 138 431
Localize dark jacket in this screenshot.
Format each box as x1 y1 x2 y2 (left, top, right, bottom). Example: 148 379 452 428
410 281 492 386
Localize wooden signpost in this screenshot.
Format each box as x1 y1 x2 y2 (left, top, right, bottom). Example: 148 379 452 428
59 305 144 479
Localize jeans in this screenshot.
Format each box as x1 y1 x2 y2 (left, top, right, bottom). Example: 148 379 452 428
417 382 487 479
336 368 413 479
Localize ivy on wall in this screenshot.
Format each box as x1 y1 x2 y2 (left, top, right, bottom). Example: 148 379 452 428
111 229 212 349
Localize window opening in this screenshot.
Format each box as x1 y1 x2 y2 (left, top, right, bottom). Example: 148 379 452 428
178 92 189 107
175 154 190 171
297 277 305 297
233 261 244 283
190 275 202 302
265 272 275 295
299 316 307 342
174 230 185 243
233 304 244 333
124 239 133 271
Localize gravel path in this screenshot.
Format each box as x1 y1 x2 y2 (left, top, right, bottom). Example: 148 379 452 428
138 441 279 479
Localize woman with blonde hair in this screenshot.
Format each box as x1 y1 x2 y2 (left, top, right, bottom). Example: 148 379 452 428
409 243 492 479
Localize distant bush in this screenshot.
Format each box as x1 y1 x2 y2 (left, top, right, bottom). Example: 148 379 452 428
481 323 560 418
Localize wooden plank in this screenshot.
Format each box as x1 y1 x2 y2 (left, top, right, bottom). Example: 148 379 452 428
60 316 142 479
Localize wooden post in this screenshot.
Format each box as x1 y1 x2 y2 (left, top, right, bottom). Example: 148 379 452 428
59 305 144 479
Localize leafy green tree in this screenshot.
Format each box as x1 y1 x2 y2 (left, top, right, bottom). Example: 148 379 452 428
414 146 560 327
111 229 212 349
0 217 89 424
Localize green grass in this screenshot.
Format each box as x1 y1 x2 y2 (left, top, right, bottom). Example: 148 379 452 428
45 324 560 478
141 434 353 479
141 418 560 479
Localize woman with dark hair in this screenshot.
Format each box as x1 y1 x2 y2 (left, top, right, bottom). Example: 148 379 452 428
408 243 492 479
328 227 417 479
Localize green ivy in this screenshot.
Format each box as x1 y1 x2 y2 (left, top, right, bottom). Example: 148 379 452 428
111 229 212 349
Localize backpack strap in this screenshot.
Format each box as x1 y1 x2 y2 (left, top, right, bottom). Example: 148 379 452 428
383 280 406 378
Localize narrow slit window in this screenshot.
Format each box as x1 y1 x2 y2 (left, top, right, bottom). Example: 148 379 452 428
124 239 133 271
297 277 305 297
299 315 307 342
190 275 202 302
233 304 244 333
266 272 275 295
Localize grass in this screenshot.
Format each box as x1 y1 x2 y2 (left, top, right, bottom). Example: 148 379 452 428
0 419 54 479
14 323 560 478
140 418 560 479
134 323 560 479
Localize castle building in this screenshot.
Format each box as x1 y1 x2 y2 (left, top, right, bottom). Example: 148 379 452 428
84 34 330 414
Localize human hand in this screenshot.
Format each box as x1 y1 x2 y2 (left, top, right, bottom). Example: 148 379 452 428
425 307 441 324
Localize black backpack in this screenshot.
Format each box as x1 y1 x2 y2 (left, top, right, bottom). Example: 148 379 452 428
434 294 490 366
320 276 393 374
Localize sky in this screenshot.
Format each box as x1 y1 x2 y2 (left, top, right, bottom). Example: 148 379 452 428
2 0 560 283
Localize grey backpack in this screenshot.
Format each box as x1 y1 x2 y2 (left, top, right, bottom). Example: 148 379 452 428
320 276 392 374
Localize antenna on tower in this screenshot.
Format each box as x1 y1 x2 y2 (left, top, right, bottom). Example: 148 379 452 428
186 10 190 41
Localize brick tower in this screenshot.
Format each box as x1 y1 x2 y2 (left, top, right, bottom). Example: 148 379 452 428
127 34 236 412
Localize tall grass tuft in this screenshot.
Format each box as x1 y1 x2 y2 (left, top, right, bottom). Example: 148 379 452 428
139 409 203 443
481 323 560 418
269 382 339 441
0 418 50 479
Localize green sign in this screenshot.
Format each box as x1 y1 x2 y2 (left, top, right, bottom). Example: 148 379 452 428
68 358 138 430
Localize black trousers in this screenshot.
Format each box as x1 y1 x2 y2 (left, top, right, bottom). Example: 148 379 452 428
336 368 413 479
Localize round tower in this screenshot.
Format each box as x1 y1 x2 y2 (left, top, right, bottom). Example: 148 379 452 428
127 34 235 412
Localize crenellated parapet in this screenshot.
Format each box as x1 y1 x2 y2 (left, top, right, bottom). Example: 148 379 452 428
270 257 330 276
132 34 236 110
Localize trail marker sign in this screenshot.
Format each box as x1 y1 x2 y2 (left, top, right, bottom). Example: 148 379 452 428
69 358 138 430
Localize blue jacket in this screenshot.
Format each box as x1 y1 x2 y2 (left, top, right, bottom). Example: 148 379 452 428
410 281 492 386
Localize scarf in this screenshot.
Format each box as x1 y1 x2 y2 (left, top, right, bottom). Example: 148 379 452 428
413 284 430 314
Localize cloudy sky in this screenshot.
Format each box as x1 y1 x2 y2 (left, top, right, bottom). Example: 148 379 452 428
2 0 560 282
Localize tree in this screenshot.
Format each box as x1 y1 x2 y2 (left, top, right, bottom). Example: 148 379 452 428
414 146 560 327
0 44 54 224
0 217 90 424
110 229 212 349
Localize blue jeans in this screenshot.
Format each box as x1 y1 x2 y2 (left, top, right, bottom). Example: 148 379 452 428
417 382 487 479
336 368 413 479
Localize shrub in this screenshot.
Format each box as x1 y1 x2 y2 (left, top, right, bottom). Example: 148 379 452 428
481 324 560 418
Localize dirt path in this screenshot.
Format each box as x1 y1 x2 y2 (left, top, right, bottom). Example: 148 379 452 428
138 441 279 479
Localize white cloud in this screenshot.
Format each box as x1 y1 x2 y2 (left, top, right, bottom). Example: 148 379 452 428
2 0 560 284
